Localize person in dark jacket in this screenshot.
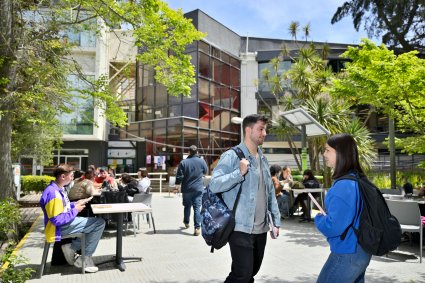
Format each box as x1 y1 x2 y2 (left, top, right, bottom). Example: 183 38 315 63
175 145 208 236
120 173 140 201
291 169 321 222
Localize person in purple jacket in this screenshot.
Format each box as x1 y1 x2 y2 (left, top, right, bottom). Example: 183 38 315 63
40 164 105 273
314 134 371 283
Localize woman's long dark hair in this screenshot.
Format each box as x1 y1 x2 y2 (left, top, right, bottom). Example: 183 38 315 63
327 133 364 179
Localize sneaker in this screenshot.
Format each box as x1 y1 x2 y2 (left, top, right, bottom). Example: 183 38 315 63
184 222 190 229
194 228 200 236
74 256 99 273
61 243 76 266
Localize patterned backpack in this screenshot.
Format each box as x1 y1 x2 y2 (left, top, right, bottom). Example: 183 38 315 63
201 147 245 253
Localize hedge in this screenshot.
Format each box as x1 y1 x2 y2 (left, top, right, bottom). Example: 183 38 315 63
21 175 55 193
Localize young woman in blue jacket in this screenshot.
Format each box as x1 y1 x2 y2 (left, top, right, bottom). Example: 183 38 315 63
314 134 372 283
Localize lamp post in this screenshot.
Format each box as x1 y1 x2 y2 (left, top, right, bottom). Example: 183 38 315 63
280 108 330 171
231 116 243 142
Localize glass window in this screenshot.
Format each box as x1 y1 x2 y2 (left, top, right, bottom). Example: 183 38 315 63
212 47 220 58
60 75 94 135
230 66 240 89
155 85 168 107
212 59 223 83
221 63 230 85
199 79 210 103
221 53 230 64
230 89 239 111
199 53 210 78
199 41 209 54
183 102 198 118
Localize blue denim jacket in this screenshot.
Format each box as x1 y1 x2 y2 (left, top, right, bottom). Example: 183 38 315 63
209 143 281 233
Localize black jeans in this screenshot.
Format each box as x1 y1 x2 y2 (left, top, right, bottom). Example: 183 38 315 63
225 231 267 283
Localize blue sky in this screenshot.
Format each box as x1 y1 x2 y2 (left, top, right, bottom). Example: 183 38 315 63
164 0 377 45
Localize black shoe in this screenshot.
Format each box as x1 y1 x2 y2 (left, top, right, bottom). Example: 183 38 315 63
299 218 312 223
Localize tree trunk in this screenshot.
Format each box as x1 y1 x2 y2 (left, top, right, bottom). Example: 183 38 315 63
0 114 14 199
0 0 16 199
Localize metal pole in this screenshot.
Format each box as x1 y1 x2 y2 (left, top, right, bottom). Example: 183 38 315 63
301 125 307 171
389 117 396 190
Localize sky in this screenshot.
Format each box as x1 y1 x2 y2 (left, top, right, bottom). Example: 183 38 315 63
164 0 378 45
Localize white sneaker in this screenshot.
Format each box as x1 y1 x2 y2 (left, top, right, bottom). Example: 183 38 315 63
74 256 99 273
61 243 76 266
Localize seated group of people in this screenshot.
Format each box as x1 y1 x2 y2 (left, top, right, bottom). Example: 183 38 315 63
270 165 321 222
40 164 151 273
68 166 151 205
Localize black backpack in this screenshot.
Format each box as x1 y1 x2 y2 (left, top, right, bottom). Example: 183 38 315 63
338 174 402 256
201 146 245 253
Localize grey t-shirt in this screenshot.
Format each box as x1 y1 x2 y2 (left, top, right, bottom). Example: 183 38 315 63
252 154 269 234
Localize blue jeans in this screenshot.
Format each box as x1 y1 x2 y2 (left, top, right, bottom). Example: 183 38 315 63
61 217 105 256
317 244 372 283
277 194 290 216
182 190 202 228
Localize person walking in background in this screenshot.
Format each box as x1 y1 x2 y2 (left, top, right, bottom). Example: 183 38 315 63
270 164 290 218
314 134 371 282
209 114 281 283
175 145 208 236
40 164 105 273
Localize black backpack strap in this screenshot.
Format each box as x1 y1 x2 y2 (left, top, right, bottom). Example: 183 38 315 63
231 146 245 160
337 174 363 240
230 146 245 213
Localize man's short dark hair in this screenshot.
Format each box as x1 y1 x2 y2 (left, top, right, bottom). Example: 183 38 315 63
189 145 198 155
242 114 269 134
53 164 74 178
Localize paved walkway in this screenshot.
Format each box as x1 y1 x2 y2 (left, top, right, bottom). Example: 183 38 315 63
16 193 424 282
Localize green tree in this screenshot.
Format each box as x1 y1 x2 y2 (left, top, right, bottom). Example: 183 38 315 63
261 23 377 181
331 39 425 136
331 39 425 174
0 0 204 198
331 0 424 52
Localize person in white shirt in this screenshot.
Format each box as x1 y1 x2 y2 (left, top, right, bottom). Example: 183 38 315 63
137 168 151 193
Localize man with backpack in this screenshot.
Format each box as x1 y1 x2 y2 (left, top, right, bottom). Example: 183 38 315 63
175 145 208 236
209 114 281 283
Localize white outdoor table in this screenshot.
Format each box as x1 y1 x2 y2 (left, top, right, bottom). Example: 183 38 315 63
92 203 151 271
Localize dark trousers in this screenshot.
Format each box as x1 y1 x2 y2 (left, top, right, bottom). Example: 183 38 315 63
225 231 267 283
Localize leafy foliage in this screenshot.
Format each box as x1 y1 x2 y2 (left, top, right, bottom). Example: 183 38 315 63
0 0 204 198
331 0 424 52
331 39 425 156
21 175 55 194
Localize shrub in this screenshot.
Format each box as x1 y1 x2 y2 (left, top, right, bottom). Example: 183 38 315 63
21 175 54 193
0 198 34 282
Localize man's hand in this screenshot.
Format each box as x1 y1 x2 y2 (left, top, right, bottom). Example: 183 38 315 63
75 200 86 212
240 158 250 176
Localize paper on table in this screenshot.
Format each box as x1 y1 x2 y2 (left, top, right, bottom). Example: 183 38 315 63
308 193 326 215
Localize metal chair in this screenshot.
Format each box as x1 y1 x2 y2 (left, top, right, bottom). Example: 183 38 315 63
131 193 156 235
38 233 85 278
386 199 423 263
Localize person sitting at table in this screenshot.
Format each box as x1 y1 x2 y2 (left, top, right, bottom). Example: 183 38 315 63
39 164 105 273
279 165 293 188
137 168 151 193
95 167 118 190
119 173 141 202
68 169 101 217
291 169 321 222
270 164 290 218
